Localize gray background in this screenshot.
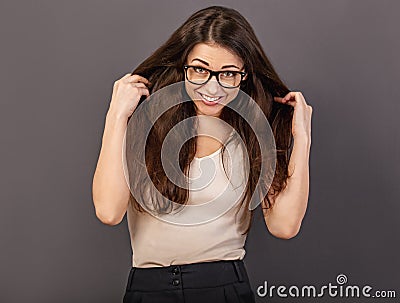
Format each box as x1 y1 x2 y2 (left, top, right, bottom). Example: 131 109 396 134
1 0 399 302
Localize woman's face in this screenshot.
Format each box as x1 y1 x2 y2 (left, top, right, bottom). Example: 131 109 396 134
184 43 247 117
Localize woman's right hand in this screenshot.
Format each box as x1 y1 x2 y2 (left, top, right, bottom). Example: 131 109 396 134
108 73 151 120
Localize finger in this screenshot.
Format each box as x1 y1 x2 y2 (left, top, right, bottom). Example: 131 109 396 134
274 96 296 106
273 96 292 103
273 96 284 103
115 74 132 82
138 87 150 98
130 85 150 97
112 73 139 101
112 80 120 101
283 91 297 100
289 91 309 107
129 82 148 89
285 92 310 108
125 74 151 85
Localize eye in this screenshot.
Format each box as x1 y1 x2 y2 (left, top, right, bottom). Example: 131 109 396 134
193 67 207 73
221 71 235 77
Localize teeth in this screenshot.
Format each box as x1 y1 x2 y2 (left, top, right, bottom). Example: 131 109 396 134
201 93 220 102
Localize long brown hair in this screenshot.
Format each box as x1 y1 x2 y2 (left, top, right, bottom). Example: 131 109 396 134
126 5 294 235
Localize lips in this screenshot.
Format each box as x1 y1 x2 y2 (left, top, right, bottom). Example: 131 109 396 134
198 92 224 105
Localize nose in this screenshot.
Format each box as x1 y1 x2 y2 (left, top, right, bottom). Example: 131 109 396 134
203 75 219 95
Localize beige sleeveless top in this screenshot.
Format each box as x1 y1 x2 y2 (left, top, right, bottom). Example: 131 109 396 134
126 130 250 268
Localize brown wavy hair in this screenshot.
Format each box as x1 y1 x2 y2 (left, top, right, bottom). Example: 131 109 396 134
126 5 294 235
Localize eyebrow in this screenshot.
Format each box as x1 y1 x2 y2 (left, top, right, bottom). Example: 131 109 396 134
191 58 240 69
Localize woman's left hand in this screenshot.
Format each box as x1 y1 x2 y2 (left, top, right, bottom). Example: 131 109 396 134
274 92 312 141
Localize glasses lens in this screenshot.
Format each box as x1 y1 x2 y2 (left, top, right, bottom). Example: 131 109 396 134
186 67 210 84
218 71 242 88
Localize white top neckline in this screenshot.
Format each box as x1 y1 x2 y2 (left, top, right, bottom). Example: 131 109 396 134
193 147 223 160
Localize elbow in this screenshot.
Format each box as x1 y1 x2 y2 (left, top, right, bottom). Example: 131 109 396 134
95 206 123 226
268 222 301 240
272 227 299 239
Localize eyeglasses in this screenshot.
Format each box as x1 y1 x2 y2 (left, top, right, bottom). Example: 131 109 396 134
183 65 247 88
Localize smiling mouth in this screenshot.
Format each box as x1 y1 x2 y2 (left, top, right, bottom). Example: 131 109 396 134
198 92 224 102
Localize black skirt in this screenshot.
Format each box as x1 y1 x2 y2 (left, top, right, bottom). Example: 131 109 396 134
122 259 256 303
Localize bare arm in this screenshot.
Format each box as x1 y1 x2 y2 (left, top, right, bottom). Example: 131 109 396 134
92 111 130 225
263 134 311 239
92 73 150 225
264 91 313 239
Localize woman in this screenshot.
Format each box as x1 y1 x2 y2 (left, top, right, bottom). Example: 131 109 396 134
92 5 312 303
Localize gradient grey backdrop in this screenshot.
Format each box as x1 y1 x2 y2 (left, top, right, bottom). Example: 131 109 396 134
1 0 399 302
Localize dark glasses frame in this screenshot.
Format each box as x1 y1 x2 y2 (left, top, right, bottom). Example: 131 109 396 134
183 65 247 88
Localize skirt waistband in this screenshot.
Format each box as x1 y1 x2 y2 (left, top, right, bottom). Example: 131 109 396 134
126 259 249 292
